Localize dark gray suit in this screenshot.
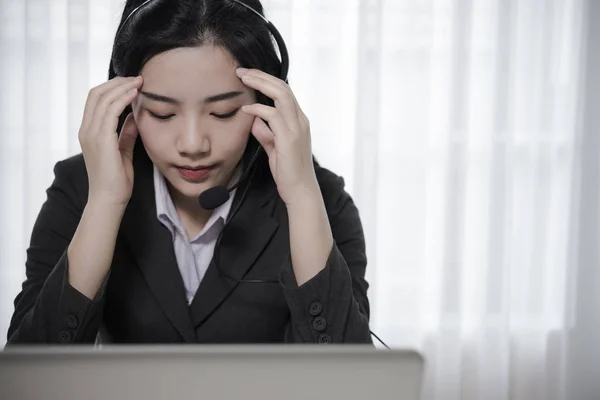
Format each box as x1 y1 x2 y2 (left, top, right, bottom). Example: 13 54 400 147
7 143 372 345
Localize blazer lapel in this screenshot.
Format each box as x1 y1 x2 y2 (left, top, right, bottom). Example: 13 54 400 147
189 171 280 328
121 143 196 343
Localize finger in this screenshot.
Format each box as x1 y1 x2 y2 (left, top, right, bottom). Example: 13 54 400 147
102 88 140 138
237 71 299 128
81 77 139 133
240 68 304 118
241 104 290 138
118 112 139 162
238 68 305 121
237 68 284 87
89 78 142 137
250 117 275 155
92 76 142 128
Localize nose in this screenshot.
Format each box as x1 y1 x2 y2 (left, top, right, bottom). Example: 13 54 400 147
175 117 210 158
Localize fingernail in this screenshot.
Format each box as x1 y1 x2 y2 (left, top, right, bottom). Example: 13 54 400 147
237 68 248 75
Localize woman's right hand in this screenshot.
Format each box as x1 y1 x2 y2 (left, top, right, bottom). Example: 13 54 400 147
78 76 144 206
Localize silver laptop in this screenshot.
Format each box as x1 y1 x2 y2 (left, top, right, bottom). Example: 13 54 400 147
0 345 424 400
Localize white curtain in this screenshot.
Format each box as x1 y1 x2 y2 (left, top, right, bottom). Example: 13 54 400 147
1 0 598 399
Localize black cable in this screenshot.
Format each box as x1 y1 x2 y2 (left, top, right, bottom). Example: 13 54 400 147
369 330 390 349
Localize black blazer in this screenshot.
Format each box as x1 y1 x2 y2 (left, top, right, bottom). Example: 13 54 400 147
6 144 372 345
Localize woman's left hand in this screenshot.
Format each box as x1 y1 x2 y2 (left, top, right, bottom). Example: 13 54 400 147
237 68 318 207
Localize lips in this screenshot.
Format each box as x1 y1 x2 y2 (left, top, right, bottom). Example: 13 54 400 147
176 165 214 182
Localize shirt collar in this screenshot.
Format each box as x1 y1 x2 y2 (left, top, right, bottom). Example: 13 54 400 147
153 164 239 241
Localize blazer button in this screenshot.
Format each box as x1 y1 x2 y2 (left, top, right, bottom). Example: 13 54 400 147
59 330 72 343
309 301 323 316
312 316 327 332
318 334 332 344
67 315 79 329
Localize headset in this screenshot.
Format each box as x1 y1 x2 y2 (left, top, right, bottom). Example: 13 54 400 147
114 0 389 349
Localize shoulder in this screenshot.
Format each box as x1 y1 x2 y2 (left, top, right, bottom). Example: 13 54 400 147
315 163 345 199
51 152 89 205
313 160 354 220
313 160 366 250
54 152 86 174
53 151 85 173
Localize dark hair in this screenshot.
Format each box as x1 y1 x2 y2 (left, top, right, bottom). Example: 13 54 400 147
110 0 282 178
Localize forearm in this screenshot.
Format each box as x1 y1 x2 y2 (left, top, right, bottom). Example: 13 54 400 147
280 242 372 344
281 172 372 344
67 198 126 300
286 182 334 286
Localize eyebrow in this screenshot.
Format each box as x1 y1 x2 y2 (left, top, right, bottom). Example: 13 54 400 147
139 90 244 104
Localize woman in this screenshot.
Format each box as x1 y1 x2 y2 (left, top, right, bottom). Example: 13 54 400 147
7 0 372 345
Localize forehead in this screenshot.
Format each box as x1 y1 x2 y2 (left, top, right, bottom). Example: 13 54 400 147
140 44 247 101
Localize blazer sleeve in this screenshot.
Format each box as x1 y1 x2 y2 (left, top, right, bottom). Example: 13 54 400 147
279 168 372 344
6 157 107 345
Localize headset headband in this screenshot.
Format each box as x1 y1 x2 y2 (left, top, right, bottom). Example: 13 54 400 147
112 0 289 82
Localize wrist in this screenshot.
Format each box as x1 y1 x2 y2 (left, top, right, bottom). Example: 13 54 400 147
86 195 129 215
284 180 323 210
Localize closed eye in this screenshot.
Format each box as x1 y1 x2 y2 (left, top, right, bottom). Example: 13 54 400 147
147 109 240 121
213 109 240 120
148 110 174 121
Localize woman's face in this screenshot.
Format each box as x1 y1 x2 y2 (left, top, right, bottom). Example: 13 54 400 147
131 44 256 203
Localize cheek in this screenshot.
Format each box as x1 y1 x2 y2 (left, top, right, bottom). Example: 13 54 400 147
213 122 251 161
229 117 254 151
136 120 171 161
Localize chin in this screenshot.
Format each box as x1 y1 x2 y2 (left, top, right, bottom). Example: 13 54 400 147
176 180 214 199
164 173 213 199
